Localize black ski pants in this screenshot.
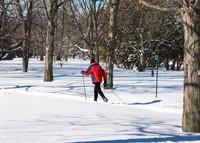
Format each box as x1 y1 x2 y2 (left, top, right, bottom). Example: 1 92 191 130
94 82 106 101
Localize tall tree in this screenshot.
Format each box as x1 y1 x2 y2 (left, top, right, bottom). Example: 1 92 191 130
15 0 33 72
41 0 66 81
181 0 200 133
139 0 200 133
105 0 120 89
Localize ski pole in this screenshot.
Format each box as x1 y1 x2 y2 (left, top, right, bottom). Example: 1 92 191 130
82 74 87 101
112 91 127 105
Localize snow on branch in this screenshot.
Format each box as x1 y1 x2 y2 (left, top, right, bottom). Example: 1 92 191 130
139 0 181 13
3 47 23 52
1 41 23 53
74 45 89 52
10 42 22 48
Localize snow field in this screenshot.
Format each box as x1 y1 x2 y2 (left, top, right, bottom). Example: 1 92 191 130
0 58 200 143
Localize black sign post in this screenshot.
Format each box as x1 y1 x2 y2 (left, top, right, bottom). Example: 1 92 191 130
155 55 158 98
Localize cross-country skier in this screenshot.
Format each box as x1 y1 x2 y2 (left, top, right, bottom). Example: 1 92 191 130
81 59 108 102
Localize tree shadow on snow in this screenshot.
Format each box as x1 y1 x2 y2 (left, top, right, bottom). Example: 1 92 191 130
129 100 162 105
2 85 34 91
76 135 200 143
23 113 200 143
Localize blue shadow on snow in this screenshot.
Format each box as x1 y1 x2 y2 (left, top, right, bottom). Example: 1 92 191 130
129 100 162 105
75 135 200 143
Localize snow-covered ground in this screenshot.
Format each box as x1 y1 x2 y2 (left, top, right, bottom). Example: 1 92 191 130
0 58 200 143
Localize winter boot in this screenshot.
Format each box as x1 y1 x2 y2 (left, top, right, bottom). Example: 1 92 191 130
103 97 108 102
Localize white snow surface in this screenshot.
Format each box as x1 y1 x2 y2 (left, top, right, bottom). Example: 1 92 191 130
0 58 200 143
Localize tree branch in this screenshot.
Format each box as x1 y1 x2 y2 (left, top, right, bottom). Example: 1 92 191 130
139 0 181 13
42 0 49 19
15 0 24 20
63 2 90 45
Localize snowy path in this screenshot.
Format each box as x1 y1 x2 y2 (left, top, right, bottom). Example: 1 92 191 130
0 58 200 143
0 93 195 143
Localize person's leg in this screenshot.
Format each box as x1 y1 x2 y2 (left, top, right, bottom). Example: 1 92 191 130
94 85 98 101
94 82 108 102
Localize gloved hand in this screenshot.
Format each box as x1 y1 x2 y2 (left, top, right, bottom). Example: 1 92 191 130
103 80 107 87
81 70 84 74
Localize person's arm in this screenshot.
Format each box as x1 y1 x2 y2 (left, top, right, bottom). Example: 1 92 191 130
102 69 107 81
83 65 93 76
102 69 107 87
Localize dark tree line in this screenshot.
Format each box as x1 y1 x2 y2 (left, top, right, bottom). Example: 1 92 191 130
1 0 184 76
100 0 184 72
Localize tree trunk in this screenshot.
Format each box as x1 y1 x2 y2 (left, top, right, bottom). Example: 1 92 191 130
89 45 95 60
105 0 119 89
165 59 169 70
182 8 200 133
139 36 145 71
171 60 176 70
44 19 55 81
92 1 99 64
15 0 32 72
22 28 29 72
22 19 29 72
40 54 44 61
151 53 154 77
42 0 63 82
138 0 200 133
106 48 114 89
177 59 181 71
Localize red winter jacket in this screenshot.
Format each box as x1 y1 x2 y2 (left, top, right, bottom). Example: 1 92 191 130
83 62 107 83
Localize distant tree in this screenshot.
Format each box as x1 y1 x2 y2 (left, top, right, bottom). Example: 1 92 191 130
29 0 46 61
65 0 106 63
56 3 86 62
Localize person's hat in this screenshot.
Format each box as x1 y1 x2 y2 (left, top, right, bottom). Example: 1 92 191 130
90 59 95 64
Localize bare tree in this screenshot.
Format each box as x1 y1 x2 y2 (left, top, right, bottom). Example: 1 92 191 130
65 0 106 63
41 0 66 81
181 0 200 133
139 0 200 133
54 6 79 63
29 0 46 61
0 0 23 60
15 0 33 72
105 0 120 89
0 0 11 60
